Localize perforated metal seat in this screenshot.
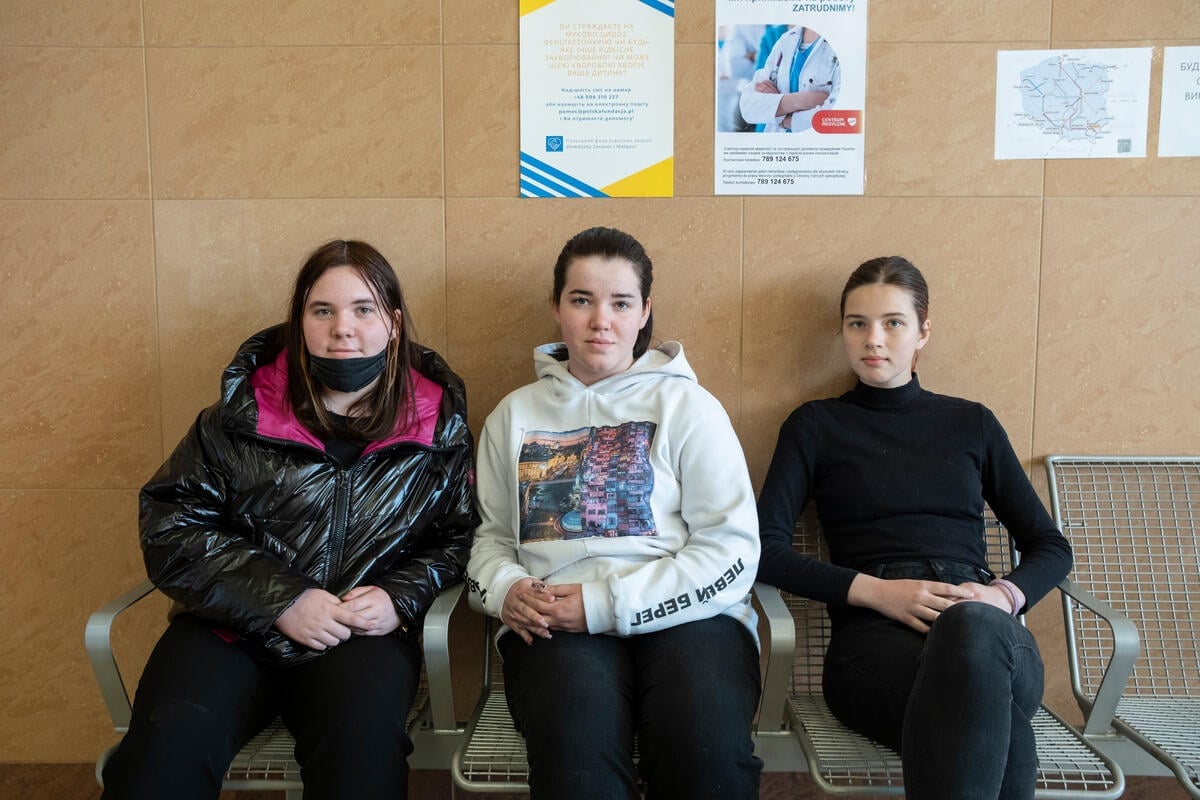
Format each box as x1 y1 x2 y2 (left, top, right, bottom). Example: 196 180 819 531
755 508 1125 798
1047 455 1200 799
451 652 531 793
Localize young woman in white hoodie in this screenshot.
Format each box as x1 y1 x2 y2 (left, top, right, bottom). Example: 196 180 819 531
467 227 762 800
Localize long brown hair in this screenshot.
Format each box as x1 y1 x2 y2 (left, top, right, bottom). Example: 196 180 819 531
284 240 419 442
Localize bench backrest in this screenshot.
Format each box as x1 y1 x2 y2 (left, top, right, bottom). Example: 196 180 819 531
786 506 1013 696
1046 456 1200 700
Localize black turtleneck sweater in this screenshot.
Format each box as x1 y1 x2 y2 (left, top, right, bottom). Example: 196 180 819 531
756 376 1072 612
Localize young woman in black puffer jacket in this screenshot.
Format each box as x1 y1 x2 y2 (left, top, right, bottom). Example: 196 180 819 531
102 240 478 800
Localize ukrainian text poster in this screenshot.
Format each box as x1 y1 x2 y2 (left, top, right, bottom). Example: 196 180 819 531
520 0 675 198
715 0 867 195
1158 46 1200 158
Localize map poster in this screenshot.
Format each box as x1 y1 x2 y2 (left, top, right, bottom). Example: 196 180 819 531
714 0 867 195
519 0 674 198
1158 46 1200 158
995 48 1152 160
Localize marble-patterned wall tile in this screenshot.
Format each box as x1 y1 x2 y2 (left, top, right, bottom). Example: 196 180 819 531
871 0 1051 42
676 42 715 197
146 47 443 199
1052 1 1200 40
445 198 744 430
741 197 1043 484
445 45 519 197
677 2 713 44
867 43 1044 197
444 0 517 44
1034 197 1200 455
153 199 447 451
1047 152 1200 197
144 0 440 45
0 48 149 199
0 201 160 489
0 0 142 46
0 489 162 761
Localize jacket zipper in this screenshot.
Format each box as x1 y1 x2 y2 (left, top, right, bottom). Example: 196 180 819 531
242 431 466 587
323 468 351 587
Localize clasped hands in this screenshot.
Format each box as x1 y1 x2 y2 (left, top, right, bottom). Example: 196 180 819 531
848 576 1018 634
275 585 400 651
501 577 587 644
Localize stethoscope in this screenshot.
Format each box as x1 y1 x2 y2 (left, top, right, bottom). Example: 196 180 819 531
768 27 806 84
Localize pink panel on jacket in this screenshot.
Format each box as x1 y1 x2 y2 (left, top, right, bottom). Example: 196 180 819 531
252 349 444 453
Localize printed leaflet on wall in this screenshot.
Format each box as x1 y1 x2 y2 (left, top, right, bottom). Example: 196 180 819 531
519 0 675 198
994 48 1152 160
1159 46 1200 158
714 0 867 195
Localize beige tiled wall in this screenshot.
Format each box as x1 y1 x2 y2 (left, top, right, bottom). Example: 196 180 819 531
1 0 1196 763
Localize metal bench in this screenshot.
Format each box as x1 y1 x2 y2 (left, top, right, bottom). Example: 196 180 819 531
755 507 1125 798
86 579 463 796
1046 455 1200 799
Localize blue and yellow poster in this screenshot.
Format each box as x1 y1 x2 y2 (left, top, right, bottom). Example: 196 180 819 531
519 0 675 198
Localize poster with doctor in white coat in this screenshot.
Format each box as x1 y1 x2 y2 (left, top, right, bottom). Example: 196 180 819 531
715 1 866 195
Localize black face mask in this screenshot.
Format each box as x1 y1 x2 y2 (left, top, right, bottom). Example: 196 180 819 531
309 351 387 393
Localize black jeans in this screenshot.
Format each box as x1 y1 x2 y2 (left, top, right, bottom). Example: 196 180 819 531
499 614 763 800
824 562 1044 800
101 613 421 800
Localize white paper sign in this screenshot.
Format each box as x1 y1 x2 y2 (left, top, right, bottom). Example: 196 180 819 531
1158 46 1200 158
520 0 675 198
715 1 867 195
995 48 1152 160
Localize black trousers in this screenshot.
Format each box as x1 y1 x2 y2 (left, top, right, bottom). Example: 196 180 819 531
824 562 1045 800
101 613 421 800
498 614 763 800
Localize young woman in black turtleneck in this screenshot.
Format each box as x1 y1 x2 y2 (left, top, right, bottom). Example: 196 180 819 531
756 256 1072 800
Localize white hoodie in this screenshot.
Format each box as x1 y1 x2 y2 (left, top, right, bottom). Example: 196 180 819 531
466 342 760 642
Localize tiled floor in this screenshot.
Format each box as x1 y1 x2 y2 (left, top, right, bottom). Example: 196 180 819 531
2 763 1193 799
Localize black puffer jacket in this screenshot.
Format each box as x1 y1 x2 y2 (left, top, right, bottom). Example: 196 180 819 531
140 326 479 665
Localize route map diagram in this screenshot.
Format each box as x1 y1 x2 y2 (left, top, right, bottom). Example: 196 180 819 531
1019 55 1112 143
995 48 1151 160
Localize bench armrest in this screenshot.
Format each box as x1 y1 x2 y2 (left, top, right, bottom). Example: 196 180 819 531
1058 576 1140 736
422 582 464 733
85 579 157 733
754 582 795 733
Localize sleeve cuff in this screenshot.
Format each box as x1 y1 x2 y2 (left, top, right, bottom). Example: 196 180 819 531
581 580 614 635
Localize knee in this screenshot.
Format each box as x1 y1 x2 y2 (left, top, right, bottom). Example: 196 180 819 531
931 601 1008 644
927 602 1034 673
